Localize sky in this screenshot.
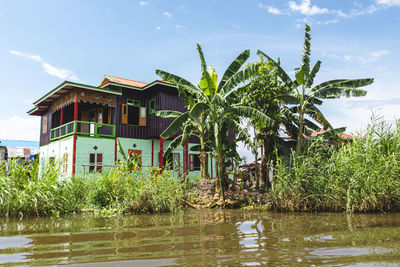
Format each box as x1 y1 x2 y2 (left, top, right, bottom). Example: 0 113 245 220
0 0 399 162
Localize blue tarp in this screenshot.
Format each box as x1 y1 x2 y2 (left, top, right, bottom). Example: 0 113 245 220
0 139 39 148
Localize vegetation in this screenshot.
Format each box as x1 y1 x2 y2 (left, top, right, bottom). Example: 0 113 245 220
239 59 292 188
271 118 400 212
258 25 373 154
0 160 184 218
155 44 271 200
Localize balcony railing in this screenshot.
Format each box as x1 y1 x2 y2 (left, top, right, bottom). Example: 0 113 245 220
50 121 116 141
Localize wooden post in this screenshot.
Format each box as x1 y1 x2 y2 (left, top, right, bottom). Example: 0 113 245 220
151 140 154 166
60 107 64 125
114 137 117 164
159 137 164 169
184 142 189 176
72 101 78 175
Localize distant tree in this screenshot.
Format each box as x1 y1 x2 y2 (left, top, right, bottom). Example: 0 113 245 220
258 24 374 154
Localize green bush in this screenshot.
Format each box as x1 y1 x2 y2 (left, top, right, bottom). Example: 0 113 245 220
272 119 400 212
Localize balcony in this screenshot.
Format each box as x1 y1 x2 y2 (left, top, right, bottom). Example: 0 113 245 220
50 120 116 141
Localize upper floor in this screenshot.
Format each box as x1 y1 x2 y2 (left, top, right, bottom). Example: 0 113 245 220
28 75 187 146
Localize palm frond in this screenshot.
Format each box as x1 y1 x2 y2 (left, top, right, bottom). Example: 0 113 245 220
230 105 273 125
301 24 312 77
189 102 210 119
312 78 373 93
160 111 190 139
155 69 204 97
155 110 183 119
163 135 183 156
221 62 259 96
307 60 321 87
223 117 255 150
305 105 332 130
218 49 250 90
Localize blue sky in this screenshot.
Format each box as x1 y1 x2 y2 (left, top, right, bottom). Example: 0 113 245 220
1 0 399 160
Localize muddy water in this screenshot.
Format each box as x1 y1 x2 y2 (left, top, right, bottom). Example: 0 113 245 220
1 210 400 266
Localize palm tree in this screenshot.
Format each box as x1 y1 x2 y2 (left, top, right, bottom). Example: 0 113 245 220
257 25 373 154
155 44 272 199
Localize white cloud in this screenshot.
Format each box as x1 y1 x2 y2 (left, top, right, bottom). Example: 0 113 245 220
340 50 390 65
0 115 40 141
268 6 284 15
258 3 285 15
9 50 79 81
175 24 186 29
139 1 148 6
163 11 172 18
288 0 329 15
377 0 400 6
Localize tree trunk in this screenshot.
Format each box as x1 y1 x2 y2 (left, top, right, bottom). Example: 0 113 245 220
296 113 304 155
200 149 209 180
261 137 272 189
215 153 225 201
254 127 259 188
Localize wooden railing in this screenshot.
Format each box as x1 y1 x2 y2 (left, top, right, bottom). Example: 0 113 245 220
50 121 116 141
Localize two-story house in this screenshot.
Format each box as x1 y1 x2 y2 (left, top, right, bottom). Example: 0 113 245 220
28 75 218 179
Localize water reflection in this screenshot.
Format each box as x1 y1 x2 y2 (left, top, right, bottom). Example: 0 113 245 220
0 210 400 265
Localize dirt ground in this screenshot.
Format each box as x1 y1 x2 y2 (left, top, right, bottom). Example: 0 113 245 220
185 179 271 209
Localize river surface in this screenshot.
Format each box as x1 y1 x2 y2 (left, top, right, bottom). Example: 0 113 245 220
1 209 400 266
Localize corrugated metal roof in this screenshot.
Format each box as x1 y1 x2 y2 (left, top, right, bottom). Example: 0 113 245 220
0 139 39 148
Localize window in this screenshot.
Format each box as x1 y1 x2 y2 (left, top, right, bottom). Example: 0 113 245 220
127 106 139 125
189 154 201 171
121 103 147 126
42 114 48 134
149 98 156 114
128 149 142 170
127 99 140 107
89 153 103 172
62 153 68 173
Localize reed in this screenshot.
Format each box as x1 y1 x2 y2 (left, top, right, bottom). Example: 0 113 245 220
271 119 400 212
0 159 184 217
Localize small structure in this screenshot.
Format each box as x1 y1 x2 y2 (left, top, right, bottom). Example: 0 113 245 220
27 75 233 177
0 139 39 162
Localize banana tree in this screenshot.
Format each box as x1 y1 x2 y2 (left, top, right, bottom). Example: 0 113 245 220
155 106 210 180
258 24 373 154
156 44 272 199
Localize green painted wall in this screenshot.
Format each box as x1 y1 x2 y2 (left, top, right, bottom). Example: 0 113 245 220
75 136 115 174
39 136 73 177
39 135 223 181
117 138 153 168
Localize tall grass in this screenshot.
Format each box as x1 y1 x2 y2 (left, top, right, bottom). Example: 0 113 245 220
272 119 400 212
0 160 184 218
82 166 184 213
0 159 86 217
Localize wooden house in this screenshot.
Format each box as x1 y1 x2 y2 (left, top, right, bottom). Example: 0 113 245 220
28 75 218 178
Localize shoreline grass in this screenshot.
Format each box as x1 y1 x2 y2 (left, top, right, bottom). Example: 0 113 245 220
271 119 400 212
0 161 184 218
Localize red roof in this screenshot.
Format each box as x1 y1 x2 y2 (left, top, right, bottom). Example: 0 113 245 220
100 75 148 88
311 129 353 139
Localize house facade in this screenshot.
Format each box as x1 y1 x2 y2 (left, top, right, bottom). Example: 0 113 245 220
28 75 219 179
